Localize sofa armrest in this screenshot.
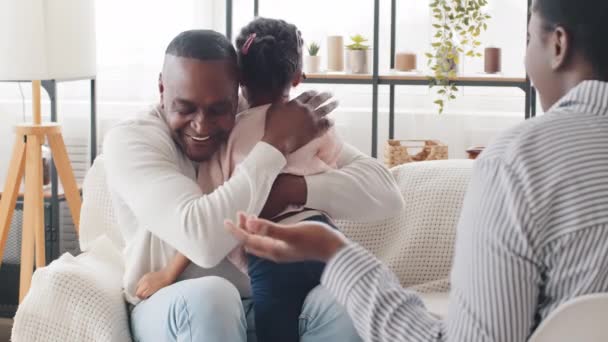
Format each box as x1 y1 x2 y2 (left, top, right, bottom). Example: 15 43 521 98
12 237 131 342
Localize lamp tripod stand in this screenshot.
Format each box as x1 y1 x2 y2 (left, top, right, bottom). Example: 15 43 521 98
0 80 81 302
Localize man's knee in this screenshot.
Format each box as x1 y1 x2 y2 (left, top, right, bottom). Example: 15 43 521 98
175 276 244 320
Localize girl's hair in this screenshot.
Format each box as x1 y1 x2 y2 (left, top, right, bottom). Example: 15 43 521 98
235 17 303 96
534 0 608 78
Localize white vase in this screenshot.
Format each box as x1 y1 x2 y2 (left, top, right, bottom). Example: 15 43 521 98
305 55 321 74
346 49 369 74
327 36 344 71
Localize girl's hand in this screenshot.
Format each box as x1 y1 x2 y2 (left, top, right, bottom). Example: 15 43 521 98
136 270 174 300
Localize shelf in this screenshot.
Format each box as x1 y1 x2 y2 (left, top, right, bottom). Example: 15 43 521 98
229 0 535 157
302 72 527 88
303 73 373 85
380 73 527 88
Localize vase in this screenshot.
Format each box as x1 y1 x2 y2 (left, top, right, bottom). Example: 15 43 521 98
346 49 369 74
395 52 417 71
326 36 344 71
305 55 321 74
484 47 501 74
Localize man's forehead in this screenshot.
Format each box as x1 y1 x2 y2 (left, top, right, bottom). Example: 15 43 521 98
162 54 237 80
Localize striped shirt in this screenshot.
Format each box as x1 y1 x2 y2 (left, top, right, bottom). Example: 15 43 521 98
321 80 608 342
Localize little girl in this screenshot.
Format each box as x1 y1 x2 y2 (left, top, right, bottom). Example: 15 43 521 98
136 18 343 342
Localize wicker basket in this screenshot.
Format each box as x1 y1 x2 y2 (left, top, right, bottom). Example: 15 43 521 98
384 140 448 168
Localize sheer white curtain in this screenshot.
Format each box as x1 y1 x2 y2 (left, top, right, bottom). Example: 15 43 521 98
0 0 224 182
0 0 533 180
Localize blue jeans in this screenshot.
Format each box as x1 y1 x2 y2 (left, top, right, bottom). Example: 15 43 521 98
248 215 333 342
130 276 362 342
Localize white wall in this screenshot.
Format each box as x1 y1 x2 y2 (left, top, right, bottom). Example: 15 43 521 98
0 0 537 184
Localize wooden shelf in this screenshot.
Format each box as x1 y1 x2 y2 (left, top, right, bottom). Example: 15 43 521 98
303 73 373 84
303 71 527 88
380 73 526 84
305 73 372 80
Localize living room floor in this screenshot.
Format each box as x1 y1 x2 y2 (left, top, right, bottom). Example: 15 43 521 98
0 318 11 342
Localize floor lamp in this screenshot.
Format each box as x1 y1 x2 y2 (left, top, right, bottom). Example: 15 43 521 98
0 0 96 302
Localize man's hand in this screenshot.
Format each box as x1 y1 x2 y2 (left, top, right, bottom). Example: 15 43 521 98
260 174 307 219
262 90 338 155
224 212 348 263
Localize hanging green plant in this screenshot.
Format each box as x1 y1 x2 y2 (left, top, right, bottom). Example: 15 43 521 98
426 0 491 113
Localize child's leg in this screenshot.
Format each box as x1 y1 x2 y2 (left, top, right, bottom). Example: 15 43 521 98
248 215 335 342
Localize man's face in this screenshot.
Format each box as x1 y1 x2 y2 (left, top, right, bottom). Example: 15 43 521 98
160 55 239 162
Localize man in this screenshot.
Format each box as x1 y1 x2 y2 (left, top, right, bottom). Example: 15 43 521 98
227 0 608 341
103 30 403 341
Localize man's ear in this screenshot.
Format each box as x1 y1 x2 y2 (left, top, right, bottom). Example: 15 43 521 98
551 26 571 71
158 73 165 108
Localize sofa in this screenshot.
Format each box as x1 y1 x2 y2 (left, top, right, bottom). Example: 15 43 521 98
11 157 474 341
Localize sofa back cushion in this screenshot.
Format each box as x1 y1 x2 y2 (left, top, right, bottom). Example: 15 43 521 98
336 159 473 292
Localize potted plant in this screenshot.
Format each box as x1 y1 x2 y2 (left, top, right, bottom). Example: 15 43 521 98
426 0 491 113
305 42 321 74
346 34 370 74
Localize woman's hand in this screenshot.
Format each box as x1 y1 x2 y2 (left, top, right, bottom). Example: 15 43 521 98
224 212 348 263
262 90 338 155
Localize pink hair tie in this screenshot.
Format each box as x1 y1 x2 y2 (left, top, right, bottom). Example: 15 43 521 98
241 33 257 55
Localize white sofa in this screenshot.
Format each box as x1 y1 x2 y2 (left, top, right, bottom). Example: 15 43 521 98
11 157 474 341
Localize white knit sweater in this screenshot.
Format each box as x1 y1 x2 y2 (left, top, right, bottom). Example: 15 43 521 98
102 106 404 304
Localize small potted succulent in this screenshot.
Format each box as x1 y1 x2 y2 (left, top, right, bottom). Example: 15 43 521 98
305 42 321 74
346 34 370 74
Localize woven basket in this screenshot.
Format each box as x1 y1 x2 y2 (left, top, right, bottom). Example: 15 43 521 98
384 140 448 168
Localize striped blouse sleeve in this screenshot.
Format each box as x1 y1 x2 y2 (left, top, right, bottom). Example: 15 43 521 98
321 158 540 342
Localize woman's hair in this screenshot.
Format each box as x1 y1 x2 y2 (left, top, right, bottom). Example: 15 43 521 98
235 17 303 96
534 0 608 78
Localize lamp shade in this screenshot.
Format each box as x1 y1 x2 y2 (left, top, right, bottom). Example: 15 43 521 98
0 0 97 81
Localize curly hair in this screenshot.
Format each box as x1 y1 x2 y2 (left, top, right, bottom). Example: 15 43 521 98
235 17 303 96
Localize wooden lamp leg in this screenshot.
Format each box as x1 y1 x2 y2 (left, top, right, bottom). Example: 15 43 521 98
47 132 81 231
19 134 43 302
0 136 27 266
34 138 46 269
4 81 82 302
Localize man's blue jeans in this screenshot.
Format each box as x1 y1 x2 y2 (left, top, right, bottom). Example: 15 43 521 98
130 276 362 342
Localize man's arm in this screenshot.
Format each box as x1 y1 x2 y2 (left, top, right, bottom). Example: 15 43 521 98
305 143 404 221
321 158 541 342
103 123 285 268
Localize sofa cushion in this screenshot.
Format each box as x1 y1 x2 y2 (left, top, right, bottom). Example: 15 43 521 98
336 159 473 293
